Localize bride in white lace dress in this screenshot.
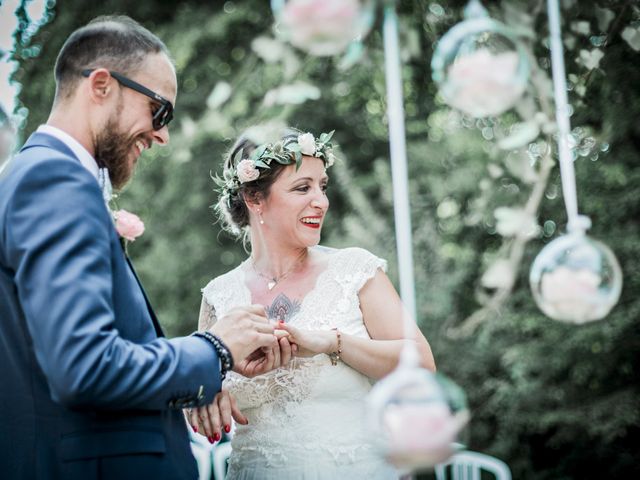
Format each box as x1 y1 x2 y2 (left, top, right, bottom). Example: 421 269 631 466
190 128 435 479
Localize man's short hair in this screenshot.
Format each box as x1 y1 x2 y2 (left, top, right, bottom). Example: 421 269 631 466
54 15 171 101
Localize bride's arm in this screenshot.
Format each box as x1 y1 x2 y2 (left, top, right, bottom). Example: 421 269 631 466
279 269 435 380
198 296 217 332
351 268 435 377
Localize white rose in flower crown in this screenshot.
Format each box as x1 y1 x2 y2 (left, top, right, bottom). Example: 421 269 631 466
236 159 260 183
297 133 316 156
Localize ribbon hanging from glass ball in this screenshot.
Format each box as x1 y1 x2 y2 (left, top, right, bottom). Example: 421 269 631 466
528 0 623 324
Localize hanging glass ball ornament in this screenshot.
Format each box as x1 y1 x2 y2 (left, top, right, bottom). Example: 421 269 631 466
0 103 16 166
431 0 530 118
530 218 623 324
271 0 375 57
368 356 469 471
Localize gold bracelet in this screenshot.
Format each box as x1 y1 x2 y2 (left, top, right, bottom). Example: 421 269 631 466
329 327 342 366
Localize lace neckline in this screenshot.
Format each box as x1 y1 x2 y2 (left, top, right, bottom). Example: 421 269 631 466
238 247 338 321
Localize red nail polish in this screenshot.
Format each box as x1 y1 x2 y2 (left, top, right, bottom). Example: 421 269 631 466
192 425 198 433
214 432 221 442
208 436 214 444
224 425 231 433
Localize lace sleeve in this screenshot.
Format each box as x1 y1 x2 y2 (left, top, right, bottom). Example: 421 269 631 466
197 296 217 332
351 248 388 293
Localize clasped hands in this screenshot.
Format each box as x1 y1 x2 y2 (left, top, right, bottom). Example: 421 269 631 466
187 305 340 441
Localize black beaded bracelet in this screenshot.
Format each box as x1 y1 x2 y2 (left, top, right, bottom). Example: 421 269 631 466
193 331 234 380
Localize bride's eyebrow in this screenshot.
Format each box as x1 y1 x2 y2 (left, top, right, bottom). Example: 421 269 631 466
288 176 313 185
289 175 329 186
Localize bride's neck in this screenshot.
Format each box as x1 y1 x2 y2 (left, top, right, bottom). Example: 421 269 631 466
250 242 309 277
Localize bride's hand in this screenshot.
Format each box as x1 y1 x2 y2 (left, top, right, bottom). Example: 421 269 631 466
275 322 336 358
186 389 247 443
234 332 295 378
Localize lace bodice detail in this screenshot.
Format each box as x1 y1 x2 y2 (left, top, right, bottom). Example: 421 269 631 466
201 247 397 479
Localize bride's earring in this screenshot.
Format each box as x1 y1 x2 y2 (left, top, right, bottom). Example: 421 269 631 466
257 209 265 225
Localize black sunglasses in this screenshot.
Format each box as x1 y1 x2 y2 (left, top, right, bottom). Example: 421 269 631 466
81 69 174 131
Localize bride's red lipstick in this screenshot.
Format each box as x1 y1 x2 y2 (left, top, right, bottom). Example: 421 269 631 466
300 216 322 229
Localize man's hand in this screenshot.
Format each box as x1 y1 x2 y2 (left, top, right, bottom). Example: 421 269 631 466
208 305 277 365
234 334 296 378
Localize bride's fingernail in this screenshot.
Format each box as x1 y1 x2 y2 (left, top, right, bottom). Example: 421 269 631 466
214 432 221 442
192 425 198 433
224 425 231 433
208 436 214 444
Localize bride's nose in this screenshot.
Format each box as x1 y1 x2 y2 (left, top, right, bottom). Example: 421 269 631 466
310 190 329 210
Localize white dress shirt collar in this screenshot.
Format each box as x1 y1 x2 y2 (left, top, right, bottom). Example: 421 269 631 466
36 124 99 179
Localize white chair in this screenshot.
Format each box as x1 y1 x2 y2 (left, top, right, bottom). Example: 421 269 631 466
213 441 233 480
189 429 214 480
435 450 512 480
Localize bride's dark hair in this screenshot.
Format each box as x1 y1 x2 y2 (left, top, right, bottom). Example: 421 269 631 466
214 127 300 240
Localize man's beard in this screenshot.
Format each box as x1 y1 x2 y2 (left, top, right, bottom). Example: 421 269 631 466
94 116 138 191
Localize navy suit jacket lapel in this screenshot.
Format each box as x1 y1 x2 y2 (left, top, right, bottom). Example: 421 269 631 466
21 131 165 338
125 257 165 338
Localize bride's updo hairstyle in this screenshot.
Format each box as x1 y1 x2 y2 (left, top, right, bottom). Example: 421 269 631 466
214 127 336 241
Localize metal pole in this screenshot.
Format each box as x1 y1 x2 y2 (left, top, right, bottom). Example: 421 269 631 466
382 2 418 339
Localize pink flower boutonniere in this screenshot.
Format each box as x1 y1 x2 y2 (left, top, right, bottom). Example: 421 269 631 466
114 209 145 242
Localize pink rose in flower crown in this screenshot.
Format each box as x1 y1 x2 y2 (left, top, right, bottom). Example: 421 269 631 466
281 0 362 56
236 159 260 183
114 210 145 242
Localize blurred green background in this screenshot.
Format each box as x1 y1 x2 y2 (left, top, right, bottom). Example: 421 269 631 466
6 0 640 478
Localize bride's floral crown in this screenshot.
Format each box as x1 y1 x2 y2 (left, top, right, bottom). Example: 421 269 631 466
215 130 337 198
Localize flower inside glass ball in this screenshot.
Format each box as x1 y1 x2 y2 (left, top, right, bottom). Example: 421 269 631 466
432 19 529 117
368 369 469 470
274 0 374 56
529 232 623 324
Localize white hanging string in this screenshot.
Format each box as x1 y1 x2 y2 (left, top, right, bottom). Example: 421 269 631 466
382 1 420 365
547 0 590 232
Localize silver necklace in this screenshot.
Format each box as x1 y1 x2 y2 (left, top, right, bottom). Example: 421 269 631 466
252 252 307 291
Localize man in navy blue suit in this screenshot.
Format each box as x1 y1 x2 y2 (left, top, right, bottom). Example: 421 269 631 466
0 15 279 479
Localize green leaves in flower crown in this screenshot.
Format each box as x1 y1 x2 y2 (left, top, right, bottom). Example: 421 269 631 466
251 148 271 170
233 148 244 165
217 130 336 195
284 141 303 170
319 130 335 145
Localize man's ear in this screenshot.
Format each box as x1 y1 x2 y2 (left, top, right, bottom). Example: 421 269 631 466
86 69 116 104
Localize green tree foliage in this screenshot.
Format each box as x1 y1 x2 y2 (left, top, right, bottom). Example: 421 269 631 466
11 0 639 478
